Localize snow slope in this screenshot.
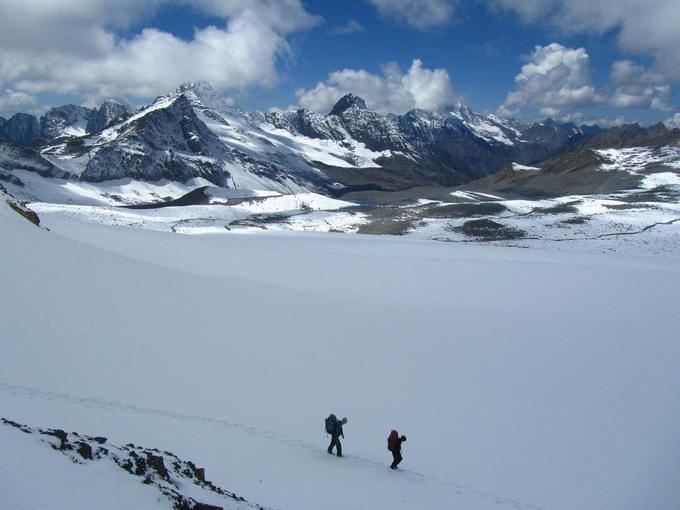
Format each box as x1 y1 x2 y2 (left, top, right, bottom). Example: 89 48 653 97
4 170 216 206
0 419 263 510
1 193 679 510
596 146 680 173
1 424 170 510
26 190 358 234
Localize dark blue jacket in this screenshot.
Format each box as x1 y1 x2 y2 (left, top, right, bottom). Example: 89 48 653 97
333 421 344 438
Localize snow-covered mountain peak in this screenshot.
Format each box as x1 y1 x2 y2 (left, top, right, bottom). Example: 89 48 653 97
177 80 216 96
5 81 677 198
176 80 239 116
445 102 476 122
329 93 369 116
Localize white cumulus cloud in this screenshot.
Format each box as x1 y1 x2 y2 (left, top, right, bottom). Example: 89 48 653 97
608 60 673 111
499 43 599 117
0 0 320 109
665 113 680 129
296 59 457 114
491 0 680 81
556 112 626 128
0 89 42 117
499 43 674 118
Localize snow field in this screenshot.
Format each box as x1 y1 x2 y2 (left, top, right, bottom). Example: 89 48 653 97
2 194 680 510
27 191 358 234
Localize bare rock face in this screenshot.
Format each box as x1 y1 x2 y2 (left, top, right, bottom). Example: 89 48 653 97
81 95 228 185
86 100 130 134
0 102 128 147
0 113 41 146
329 93 368 116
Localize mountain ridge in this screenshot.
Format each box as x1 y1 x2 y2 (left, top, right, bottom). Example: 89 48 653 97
0 83 678 196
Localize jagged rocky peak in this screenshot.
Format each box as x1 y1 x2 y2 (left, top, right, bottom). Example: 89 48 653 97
0 112 41 146
329 93 369 116
86 99 130 134
116 93 210 154
41 104 94 139
521 118 582 145
80 93 228 185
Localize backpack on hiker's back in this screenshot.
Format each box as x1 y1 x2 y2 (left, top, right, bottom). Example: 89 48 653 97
325 414 338 435
387 430 399 451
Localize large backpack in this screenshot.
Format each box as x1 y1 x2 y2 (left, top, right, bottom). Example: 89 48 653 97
387 430 399 451
325 414 337 435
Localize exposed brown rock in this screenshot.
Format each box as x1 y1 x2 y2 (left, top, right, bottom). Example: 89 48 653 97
7 200 40 226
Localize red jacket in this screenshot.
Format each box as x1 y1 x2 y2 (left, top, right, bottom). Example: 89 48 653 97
388 430 400 451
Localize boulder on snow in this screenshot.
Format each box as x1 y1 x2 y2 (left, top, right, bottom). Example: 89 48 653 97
76 442 93 460
147 454 169 479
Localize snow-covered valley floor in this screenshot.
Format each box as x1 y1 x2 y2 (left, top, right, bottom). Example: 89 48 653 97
2 192 679 510
6 155 679 258
24 184 680 258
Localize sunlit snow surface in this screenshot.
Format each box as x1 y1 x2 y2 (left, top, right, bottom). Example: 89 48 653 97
1 193 679 510
596 146 680 173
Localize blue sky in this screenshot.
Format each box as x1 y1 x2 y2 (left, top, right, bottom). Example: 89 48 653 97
0 0 678 127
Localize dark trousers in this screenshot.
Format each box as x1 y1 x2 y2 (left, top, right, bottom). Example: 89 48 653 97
328 435 342 456
390 449 402 469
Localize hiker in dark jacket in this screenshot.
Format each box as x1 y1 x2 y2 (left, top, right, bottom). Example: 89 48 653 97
388 430 407 469
327 416 348 457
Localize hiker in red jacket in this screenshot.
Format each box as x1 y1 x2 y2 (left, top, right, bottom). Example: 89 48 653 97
387 430 407 469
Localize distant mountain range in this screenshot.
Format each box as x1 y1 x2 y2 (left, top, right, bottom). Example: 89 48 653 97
1 81 678 196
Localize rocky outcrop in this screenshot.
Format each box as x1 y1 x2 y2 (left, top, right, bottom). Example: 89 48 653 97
1 418 267 510
1 184 40 226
